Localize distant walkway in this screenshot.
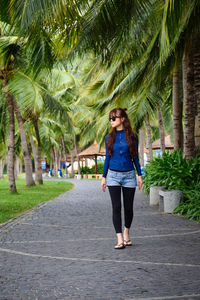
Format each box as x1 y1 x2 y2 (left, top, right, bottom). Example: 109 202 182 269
0 179 200 300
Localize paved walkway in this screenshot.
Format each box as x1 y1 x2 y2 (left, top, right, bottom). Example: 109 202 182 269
0 179 200 300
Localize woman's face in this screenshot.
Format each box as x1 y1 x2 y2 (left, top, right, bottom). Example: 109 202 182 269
109 112 124 129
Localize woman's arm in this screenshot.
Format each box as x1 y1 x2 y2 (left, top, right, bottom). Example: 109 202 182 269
133 156 142 176
101 136 110 192
133 134 143 190
102 136 110 178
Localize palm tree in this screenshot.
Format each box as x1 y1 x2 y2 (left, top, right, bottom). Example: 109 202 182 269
73 0 200 160
160 1 200 158
145 114 153 161
157 104 165 153
0 158 5 178
13 98 35 185
0 23 35 189
7 0 200 161
182 48 196 160
139 128 144 166
1 76 16 192
0 140 7 179
194 38 200 133
0 90 8 179
172 66 183 150
8 70 71 183
0 2 60 188
29 132 40 182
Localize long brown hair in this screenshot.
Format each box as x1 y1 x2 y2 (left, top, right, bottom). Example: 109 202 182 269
107 108 138 158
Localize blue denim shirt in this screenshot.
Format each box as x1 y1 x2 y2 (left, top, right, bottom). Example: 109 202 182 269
103 130 142 178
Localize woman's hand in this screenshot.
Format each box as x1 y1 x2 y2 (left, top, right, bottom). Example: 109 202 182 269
137 176 143 190
101 177 107 192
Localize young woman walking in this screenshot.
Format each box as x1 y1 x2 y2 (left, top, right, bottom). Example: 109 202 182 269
101 108 143 249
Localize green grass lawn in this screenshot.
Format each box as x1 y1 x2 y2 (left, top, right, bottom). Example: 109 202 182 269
0 178 73 224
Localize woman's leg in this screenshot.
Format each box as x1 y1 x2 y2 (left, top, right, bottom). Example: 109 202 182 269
108 186 124 247
108 186 122 233
122 187 136 242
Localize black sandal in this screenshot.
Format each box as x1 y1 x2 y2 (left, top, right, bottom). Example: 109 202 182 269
114 242 125 249
124 239 132 246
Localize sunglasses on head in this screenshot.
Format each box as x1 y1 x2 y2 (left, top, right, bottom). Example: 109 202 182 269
109 116 121 122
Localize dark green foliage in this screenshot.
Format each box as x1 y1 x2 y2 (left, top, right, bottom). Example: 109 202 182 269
90 162 104 174
143 150 200 193
174 189 200 222
81 162 104 175
80 166 92 175
143 150 200 221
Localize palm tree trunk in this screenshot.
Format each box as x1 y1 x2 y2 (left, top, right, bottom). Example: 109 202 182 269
0 158 5 179
139 128 144 166
74 143 81 175
51 148 55 175
50 155 53 171
61 136 67 175
52 148 56 176
57 151 61 171
70 139 74 178
157 104 165 153
13 98 35 186
29 133 42 184
172 67 183 150
195 116 200 148
182 49 196 160
29 133 38 180
53 146 58 176
61 136 67 162
32 118 43 184
145 115 153 161
19 159 23 174
3 81 17 192
14 157 20 179
193 38 200 148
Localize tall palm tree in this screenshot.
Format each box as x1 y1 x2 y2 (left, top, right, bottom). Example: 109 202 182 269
6 0 200 161
160 0 200 158
13 97 35 185
145 114 153 161
139 128 144 167
182 48 196 160
172 66 183 150
0 23 35 189
8 69 72 183
0 89 8 178
0 141 7 179
157 104 165 153
74 0 200 160
1 75 17 192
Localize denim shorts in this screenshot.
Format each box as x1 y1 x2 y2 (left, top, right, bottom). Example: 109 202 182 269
107 169 137 188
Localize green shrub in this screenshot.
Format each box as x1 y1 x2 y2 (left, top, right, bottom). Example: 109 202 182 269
80 166 93 175
143 150 200 194
174 188 200 222
143 150 200 222
90 162 104 174
80 162 104 175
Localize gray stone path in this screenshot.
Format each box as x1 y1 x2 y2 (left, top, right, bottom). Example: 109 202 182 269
0 179 200 300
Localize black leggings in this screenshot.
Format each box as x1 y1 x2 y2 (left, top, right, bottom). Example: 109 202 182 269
108 186 136 233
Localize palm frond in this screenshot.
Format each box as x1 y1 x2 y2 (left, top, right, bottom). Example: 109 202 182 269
8 71 44 115
160 0 197 62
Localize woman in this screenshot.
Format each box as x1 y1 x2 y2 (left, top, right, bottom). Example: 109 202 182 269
101 108 143 249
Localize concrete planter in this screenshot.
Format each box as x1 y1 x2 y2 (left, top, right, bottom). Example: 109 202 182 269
159 190 183 213
150 186 166 206
75 174 82 180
